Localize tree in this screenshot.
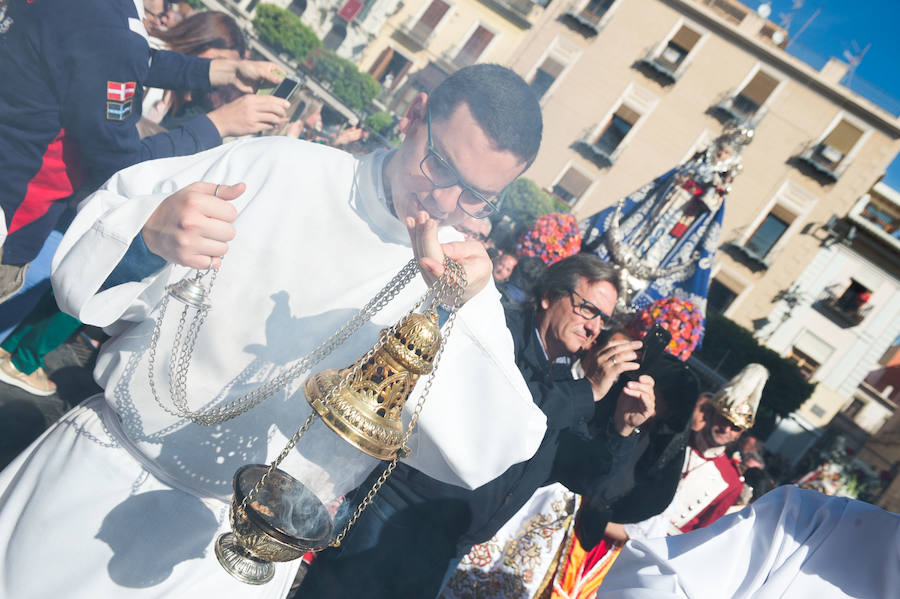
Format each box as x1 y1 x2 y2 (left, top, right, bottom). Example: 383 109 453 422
365 111 394 134
693 313 816 437
252 4 320 63
498 178 570 231
306 49 380 111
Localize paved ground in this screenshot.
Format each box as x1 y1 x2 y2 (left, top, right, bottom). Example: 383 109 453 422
0 329 103 470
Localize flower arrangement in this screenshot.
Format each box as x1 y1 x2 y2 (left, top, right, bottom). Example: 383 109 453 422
516 213 581 266
626 297 704 361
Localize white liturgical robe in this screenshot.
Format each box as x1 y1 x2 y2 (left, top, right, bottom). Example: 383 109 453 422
599 486 900 599
0 138 546 598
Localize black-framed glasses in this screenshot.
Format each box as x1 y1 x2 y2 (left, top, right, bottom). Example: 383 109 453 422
419 108 506 219
568 289 611 322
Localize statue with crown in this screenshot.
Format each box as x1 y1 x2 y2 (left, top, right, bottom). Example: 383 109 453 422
582 122 754 324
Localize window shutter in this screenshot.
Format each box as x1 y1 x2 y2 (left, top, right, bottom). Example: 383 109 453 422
740 71 779 105
671 26 701 51
557 167 592 197
823 120 864 154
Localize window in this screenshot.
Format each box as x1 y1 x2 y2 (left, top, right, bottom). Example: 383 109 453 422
565 0 616 33
731 70 779 118
812 120 864 172
594 106 638 155
369 47 412 90
707 278 737 315
411 0 450 42
552 166 593 205
843 398 865 419
745 212 789 258
322 22 348 51
788 347 820 380
788 329 834 381
655 25 701 74
835 280 872 313
581 85 657 166
454 25 495 68
530 55 565 99
579 0 615 25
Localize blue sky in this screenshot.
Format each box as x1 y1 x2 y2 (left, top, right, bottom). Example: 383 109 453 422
762 0 900 188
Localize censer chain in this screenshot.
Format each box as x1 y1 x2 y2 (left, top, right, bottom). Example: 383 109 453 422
237 258 467 546
331 258 466 547
148 259 421 426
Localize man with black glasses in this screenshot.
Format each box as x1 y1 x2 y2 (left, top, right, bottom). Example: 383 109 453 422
300 254 656 598
0 65 549 597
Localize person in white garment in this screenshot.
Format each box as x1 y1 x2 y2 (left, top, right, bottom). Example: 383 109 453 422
0 64 547 598
597 485 900 599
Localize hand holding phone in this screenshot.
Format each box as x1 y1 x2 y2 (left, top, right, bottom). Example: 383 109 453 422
258 77 299 102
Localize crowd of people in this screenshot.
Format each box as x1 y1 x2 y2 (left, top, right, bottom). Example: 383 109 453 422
0 1 897 598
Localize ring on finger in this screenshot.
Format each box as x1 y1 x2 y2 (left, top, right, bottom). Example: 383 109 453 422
214 184 221 198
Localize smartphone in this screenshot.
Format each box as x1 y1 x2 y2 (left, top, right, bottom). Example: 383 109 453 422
622 323 672 383
271 77 300 101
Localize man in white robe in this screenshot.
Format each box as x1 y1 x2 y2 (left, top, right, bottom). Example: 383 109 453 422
598 485 900 599
0 65 547 598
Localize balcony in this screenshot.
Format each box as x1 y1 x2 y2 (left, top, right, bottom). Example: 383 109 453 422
576 138 622 167
712 90 768 127
393 20 436 51
563 0 613 36
636 45 691 84
796 143 850 183
815 287 872 327
475 0 537 29
727 241 771 270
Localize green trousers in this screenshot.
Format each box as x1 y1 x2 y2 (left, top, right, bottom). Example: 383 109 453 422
1 291 81 374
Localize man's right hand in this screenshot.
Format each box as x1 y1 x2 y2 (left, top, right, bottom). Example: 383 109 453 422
142 182 242 270
207 94 289 138
582 338 643 401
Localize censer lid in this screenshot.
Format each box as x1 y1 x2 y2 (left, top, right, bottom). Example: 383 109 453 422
233 465 334 548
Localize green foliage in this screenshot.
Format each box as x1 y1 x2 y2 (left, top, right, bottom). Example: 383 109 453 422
306 49 380 111
183 0 207 11
694 313 816 435
365 111 394 134
252 4 320 63
499 178 570 230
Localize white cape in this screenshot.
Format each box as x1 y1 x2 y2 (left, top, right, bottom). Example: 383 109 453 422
599 485 900 599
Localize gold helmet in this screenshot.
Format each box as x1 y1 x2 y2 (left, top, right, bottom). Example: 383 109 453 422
710 363 768 430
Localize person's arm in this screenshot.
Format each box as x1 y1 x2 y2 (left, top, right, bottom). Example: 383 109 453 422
58 28 222 187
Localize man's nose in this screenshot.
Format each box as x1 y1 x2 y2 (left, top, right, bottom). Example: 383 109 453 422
584 317 603 337
430 185 460 214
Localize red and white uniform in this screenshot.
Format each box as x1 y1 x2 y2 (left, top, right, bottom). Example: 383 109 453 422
664 445 743 535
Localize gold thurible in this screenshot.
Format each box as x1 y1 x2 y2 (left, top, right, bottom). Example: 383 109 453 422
305 309 442 460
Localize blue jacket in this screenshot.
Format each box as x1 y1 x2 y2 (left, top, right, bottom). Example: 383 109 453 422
0 0 221 265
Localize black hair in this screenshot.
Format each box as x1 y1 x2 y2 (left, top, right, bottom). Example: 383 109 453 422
533 254 619 309
428 64 542 167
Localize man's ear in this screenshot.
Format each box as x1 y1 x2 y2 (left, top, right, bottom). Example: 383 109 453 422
540 293 551 311
397 93 428 135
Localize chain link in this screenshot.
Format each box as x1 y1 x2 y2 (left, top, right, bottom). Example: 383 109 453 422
330 257 467 547
147 259 420 425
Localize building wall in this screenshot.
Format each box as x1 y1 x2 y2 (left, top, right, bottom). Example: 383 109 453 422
506 0 900 461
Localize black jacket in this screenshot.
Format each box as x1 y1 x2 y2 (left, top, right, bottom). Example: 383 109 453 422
301 307 636 598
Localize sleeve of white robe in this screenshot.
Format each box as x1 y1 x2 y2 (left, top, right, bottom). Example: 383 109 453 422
401 279 546 489
597 485 900 599
52 142 242 326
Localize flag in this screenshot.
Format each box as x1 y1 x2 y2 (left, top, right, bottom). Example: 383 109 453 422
106 100 133 121
107 81 136 102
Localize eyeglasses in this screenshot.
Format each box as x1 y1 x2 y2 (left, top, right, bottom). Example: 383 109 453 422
568 289 611 322
419 108 506 219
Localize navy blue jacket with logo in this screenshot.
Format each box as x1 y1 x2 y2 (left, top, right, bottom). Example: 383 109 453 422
0 0 221 265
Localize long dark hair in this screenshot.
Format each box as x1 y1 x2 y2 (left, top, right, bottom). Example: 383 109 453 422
152 12 247 58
